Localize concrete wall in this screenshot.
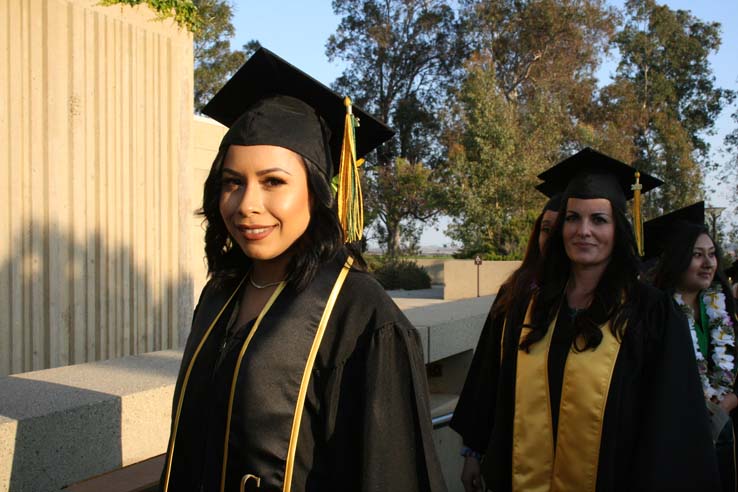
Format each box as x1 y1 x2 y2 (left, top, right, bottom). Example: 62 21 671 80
414 258 446 284
190 116 227 299
443 260 521 300
0 1 194 376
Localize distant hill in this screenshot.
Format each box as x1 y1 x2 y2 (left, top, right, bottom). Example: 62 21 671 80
365 245 460 256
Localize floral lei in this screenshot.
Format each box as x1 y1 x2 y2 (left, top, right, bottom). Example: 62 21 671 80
674 285 737 402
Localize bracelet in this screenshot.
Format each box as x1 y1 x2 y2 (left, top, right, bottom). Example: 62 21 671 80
460 446 483 461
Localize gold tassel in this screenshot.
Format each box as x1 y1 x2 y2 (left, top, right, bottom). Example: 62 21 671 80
632 171 644 256
337 97 364 243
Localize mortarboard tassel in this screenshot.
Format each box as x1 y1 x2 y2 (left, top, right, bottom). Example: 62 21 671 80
632 171 644 256
337 97 365 243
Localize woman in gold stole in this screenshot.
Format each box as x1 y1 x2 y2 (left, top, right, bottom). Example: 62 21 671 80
481 148 720 492
160 48 446 492
451 188 561 492
647 202 738 491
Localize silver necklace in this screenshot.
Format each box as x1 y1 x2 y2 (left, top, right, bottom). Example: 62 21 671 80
249 275 284 289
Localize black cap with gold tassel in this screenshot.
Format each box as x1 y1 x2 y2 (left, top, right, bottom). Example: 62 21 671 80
632 171 644 256
536 148 663 253
202 47 394 243
337 97 365 242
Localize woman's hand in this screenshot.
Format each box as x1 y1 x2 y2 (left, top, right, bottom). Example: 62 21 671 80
461 456 484 492
719 393 738 413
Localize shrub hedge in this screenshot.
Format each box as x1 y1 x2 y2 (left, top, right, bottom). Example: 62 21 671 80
372 259 431 290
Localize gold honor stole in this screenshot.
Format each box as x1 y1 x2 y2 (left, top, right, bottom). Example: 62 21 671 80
162 257 353 492
512 301 622 492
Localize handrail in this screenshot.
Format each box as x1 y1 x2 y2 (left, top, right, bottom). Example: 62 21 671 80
432 411 454 429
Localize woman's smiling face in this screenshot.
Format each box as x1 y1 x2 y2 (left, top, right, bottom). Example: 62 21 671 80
562 197 616 268
678 233 717 294
219 144 311 262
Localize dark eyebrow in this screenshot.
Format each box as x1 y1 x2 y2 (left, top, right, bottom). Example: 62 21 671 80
256 167 293 176
222 168 242 177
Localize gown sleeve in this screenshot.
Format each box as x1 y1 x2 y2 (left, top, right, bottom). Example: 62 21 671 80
449 299 504 453
631 292 721 491
314 272 447 492
358 322 448 492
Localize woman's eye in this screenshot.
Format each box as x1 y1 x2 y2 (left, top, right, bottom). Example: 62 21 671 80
221 177 242 190
263 176 286 187
693 252 702 258
541 227 551 234
565 215 577 222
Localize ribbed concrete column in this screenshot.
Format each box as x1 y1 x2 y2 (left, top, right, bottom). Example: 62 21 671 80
0 0 194 376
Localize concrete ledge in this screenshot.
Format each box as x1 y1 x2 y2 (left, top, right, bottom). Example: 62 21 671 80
0 297 491 491
398 295 492 363
0 352 181 492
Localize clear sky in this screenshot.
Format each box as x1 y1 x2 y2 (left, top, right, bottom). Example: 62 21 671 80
230 0 738 247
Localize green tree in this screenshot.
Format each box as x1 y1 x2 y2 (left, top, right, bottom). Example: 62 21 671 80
193 0 259 111
367 158 446 255
327 0 464 256
445 0 616 257
722 105 738 238
443 63 568 258
602 0 734 216
459 0 616 109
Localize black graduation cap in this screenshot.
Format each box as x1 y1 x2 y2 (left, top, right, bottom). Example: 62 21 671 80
202 47 394 178
535 181 563 212
642 201 705 261
536 147 662 212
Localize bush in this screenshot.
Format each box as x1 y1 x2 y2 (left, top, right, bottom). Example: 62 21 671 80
373 260 431 290
364 254 386 273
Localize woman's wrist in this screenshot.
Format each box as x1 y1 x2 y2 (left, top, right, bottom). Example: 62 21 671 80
460 446 483 461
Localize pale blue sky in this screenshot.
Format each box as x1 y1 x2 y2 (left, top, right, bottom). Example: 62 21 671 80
230 0 738 247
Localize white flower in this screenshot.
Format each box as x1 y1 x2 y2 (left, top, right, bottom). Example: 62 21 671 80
675 284 736 402
712 328 732 346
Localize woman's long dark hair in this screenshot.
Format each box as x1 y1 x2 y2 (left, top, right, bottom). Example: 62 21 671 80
520 201 642 352
490 214 543 320
653 223 737 321
199 145 363 291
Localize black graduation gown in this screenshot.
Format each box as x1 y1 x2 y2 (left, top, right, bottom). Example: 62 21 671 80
481 282 721 492
161 258 446 492
665 291 738 492
450 285 530 453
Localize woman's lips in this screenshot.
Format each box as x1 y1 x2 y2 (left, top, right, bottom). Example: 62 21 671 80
236 224 277 240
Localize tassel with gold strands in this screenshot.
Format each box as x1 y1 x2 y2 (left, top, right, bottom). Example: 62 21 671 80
632 171 644 256
336 96 365 243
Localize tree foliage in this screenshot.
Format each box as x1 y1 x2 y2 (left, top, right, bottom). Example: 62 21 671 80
101 0 200 31
192 0 259 112
327 0 465 256
445 0 616 258
722 106 738 236
367 158 447 255
597 0 734 215
445 0 734 257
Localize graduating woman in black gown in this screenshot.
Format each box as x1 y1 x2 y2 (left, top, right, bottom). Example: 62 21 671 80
481 148 719 492
451 189 561 492
647 202 738 491
160 48 446 492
